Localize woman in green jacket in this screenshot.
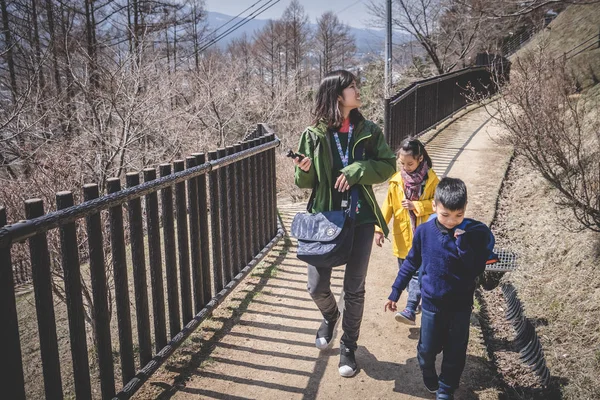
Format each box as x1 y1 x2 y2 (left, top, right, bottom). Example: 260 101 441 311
292 70 396 377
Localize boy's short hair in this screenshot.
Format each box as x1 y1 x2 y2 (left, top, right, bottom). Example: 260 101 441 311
434 177 467 211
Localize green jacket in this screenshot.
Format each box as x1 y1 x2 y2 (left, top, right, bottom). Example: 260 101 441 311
294 119 396 236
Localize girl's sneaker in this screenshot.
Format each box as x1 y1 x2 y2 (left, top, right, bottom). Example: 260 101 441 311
395 308 416 325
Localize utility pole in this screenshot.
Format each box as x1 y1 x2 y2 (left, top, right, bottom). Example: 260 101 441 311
384 0 392 141
385 0 392 97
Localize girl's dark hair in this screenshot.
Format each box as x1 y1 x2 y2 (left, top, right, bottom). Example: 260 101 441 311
398 137 432 168
312 70 364 129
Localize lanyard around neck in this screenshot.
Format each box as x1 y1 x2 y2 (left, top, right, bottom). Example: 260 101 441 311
332 124 354 167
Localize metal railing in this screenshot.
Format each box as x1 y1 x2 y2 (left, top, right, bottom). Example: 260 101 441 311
0 125 283 399
384 62 509 151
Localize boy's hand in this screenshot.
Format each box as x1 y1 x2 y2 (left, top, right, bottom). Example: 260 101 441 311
374 231 385 247
293 154 311 172
384 300 397 312
454 228 465 238
401 199 415 210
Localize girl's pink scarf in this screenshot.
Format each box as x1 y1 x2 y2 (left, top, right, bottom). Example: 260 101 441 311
401 161 429 231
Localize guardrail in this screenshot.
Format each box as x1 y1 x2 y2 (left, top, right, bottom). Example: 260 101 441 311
0 125 283 400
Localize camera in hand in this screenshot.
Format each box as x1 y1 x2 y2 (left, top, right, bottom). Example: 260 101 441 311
286 149 305 161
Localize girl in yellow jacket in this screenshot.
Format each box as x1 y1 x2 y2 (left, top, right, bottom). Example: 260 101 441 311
375 137 439 324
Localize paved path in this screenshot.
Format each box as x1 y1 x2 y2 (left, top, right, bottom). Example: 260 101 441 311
142 104 513 400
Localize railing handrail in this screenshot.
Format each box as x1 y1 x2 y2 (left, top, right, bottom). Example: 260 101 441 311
0 131 279 248
389 65 493 105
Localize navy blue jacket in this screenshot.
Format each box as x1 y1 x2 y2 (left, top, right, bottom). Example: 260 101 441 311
388 218 493 312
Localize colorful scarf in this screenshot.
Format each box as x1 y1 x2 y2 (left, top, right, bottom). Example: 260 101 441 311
401 161 429 232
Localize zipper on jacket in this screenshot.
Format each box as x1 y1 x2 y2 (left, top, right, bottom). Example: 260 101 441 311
351 134 388 231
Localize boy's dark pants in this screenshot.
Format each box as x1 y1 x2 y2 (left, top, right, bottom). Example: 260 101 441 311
418 308 472 394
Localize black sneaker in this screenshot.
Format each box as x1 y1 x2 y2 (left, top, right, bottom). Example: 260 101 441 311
435 392 454 400
338 343 357 377
315 310 340 350
423 374 439 394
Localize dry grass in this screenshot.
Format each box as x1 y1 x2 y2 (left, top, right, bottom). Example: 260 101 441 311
492 154 600 399
513 4 600 90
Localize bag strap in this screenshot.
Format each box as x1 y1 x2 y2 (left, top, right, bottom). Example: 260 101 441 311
306 136 366 216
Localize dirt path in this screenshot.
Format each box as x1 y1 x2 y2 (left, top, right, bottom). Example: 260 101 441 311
141 104 513 400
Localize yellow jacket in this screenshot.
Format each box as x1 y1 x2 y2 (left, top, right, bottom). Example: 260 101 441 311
375 168 440 259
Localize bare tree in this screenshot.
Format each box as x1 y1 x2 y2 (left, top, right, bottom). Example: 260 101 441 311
315 11 356 79
281 0 310 90
490 43 600 231
368 0 484 74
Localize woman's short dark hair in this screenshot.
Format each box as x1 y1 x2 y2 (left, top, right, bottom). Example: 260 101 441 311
312 70 364 129
434 177 468 211
398 137 432 168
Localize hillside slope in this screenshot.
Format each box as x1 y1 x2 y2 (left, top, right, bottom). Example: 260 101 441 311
514 4 600 89
492 4 600 399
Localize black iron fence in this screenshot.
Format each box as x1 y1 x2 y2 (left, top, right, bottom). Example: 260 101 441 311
384 62 509 151
0 125 283 399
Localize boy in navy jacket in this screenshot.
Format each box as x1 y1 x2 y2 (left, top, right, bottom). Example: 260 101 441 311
384 177 494 400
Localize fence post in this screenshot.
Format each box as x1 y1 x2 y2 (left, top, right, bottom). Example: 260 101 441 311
253 138 264 252
56 191 95 395
217 147 231 286
241 141 253 265
0 207 26 400
233 144 246 273
159 164 181 337
83 184 116 399
208 150 224 292
413 88 418 136
185 157 203 314
143 168 168 351
259 137 269 246
25 198 64 400
193 153 212 305
173 160 193 323
126 173 152 367
225 146 239 276
105 180 136 385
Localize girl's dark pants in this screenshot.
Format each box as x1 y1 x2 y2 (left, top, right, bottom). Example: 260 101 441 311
306 224 375 351
418 307 472 395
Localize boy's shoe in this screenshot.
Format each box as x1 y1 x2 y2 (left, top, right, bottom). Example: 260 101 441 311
423 375 439 393
436 392 454 400
338 343 357 377
395 308 416 325
315 310 340 350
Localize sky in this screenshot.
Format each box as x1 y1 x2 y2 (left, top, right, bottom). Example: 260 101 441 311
203 0 376 29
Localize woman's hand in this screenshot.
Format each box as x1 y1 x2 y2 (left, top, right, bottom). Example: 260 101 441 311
293 154 311 172
374 231 385 247
401 199 415 210
334 173 350 192
384 300 397 312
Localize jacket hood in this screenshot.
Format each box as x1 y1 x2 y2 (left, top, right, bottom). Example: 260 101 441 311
458 218 498 260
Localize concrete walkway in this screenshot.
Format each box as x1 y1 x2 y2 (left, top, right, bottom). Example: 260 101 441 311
142 104 513 400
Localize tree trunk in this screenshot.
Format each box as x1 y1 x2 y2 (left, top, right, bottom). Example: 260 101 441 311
45 0 62 97
1 0 19 104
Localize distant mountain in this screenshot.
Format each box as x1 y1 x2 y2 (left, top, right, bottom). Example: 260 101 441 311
205 11 410 54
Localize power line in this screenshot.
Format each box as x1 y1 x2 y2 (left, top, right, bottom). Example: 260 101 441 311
201 0 269 46
196 0 282 53
336 0 364 15
174 0 282 69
